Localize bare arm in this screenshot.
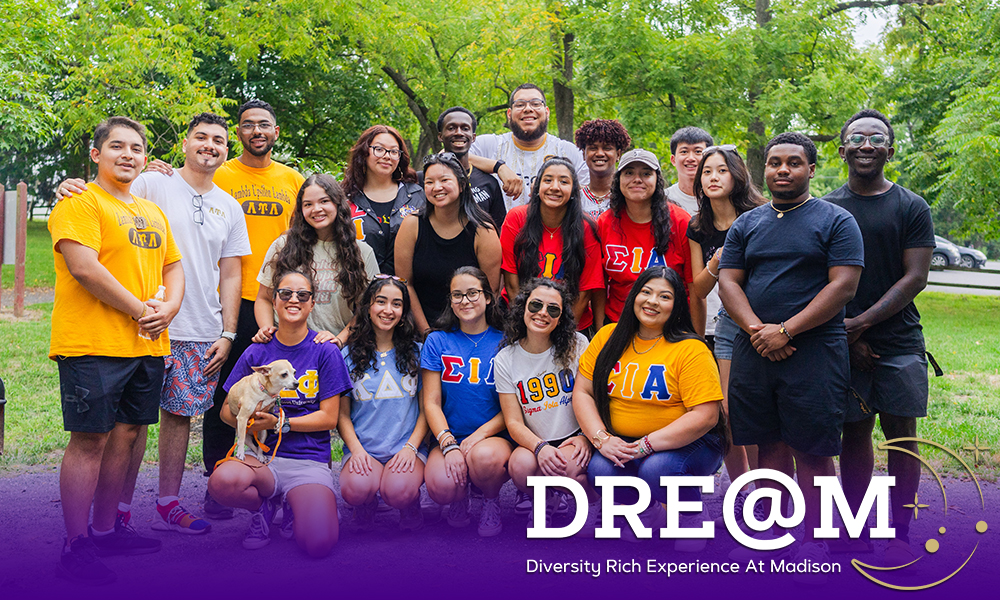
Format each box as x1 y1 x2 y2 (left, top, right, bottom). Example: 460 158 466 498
689 239 720 300
286 395 340 432
572 374 636 467
468 155 523 199
572 290 592 325
138 260 185 336
204 256 242 376
845 246 932 344
591 288 607 329
421 368 449 439
253 284 277 343
503 271 520 303
459 411 507 455
645 402 719 451
59 240 148 319
394 216 431 333
718 268 761 334
475 226 502 296
690 293 707 337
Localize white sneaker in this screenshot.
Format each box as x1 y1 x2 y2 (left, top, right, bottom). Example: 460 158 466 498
447 497 471 528
478 497 502 537
514 490 532 516
674 511 709 552
792 541 831 586
420 488 442 522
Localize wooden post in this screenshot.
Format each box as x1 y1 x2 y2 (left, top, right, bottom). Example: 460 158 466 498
0 376 6 455
14 182 27 317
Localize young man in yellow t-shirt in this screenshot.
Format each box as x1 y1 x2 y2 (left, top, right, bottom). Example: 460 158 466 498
145 100 304 516
49 117 184 584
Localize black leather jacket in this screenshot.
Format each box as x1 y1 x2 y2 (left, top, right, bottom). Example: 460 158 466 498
350 182 425 274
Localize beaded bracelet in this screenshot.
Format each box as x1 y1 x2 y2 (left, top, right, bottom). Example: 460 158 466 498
533 440 548 458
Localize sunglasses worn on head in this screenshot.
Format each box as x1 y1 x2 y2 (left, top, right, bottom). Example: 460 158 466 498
375 273 407 285
704 144 737 153
527 299 562 318
276 289 313 302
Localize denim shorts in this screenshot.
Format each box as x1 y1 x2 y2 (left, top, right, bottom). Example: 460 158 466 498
712 311 740 361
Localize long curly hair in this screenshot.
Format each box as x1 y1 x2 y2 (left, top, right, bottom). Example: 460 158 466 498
690 147 765 236
433 266 505 332
501 278 579 370
341 125 417 200
608 163 672 257
514 158 597 299
346 277 421 380
269 174 368 310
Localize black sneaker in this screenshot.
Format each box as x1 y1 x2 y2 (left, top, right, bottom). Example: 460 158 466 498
89 516 162 556
58 535 116 586
204 490 234 520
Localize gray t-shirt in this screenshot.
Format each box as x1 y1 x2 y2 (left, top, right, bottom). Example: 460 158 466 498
471 132 589 210
494 333 587 442
666 183 699 217
258 235 379 336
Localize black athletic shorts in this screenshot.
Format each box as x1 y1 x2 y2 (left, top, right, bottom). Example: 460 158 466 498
728 331 849 457
57 355 164 433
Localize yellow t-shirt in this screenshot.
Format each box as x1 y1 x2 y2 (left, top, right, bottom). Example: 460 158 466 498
212 158 305 300
578 324 722 438
48 183 182 359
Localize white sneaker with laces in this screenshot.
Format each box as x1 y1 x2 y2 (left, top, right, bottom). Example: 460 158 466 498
478 497 502 537
243 511 271 550
514 490 532 515
447 497 471 528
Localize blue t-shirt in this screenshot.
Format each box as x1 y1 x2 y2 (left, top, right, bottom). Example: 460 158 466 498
720 199 864 337
420 327 504 442
224 330 352 463
342 343 423 462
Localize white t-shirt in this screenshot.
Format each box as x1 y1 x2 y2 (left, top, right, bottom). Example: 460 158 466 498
494 333 587 442
669 184 722 335
666 183 699 216
471 132 589 210
131 171 251 342
581 186 612 220
258 235 379 336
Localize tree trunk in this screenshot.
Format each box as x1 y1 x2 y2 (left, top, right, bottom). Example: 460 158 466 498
551 12 575 141
83 133 91 181
381 64 439 163
746 0 772 188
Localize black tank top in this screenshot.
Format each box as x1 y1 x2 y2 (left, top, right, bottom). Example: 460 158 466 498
412 217 480 325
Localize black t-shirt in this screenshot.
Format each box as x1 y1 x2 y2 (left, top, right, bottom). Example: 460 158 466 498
824 183 935 355
369 198 394 236
720 199 865 337
469 167 507 227
687 217 729 265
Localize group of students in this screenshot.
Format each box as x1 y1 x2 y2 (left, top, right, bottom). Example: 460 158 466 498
49 85 933 588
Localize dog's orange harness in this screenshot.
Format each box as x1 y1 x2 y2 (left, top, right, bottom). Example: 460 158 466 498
214 405 286 470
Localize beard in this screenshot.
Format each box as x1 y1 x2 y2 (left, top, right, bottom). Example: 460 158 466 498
509 116 549 143
244 136 275 157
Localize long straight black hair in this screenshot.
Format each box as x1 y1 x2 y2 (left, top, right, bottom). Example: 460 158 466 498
690 147 765 236
422 153 495 231
591 266 700 431
514 158 598 299
608 163 672 257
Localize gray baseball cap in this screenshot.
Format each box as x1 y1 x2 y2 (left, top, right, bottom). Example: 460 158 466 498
616 148 661 173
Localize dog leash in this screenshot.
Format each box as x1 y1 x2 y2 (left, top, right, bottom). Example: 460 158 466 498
214 405 286 470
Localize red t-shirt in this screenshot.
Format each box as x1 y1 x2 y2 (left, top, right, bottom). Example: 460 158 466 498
597 203 692 322
500 205 604 329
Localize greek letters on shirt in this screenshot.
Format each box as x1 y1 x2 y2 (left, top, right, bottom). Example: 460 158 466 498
440 355 496 385
352 370 419 402
606 361 673 402
232 184 293 217
278 369 320 405
115 210 166 249
540 252 562 279
604 245 666 274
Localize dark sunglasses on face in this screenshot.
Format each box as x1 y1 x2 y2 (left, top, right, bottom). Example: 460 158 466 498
276 289 313 302
527 299 562 318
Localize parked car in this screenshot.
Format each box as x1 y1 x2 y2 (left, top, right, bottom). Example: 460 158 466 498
955 244 988 269
933 236 962 267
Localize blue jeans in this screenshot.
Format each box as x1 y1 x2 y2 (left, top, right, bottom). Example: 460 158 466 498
587 433 723 505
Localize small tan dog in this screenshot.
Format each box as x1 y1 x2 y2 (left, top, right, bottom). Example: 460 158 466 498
227 360 298 461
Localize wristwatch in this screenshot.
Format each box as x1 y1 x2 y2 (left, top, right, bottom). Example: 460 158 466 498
221 331 237 343
492 159 507 174
592 429 611 449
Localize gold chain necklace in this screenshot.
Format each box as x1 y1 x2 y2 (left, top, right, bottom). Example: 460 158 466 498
769 196 812 219
631 334 663 355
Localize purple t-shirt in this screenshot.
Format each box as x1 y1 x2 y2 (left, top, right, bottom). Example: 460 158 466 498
224 330 352 463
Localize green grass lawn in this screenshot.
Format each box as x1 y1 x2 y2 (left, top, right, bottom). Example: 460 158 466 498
1 220 56 289
0 293 994 479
